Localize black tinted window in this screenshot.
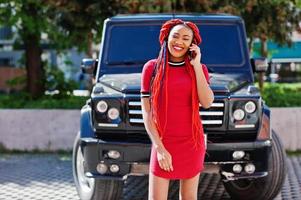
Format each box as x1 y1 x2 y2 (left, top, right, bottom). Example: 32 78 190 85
106 23 244 67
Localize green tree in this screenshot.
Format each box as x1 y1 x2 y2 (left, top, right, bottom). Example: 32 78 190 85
44 0 126 57
124 0 172 13
0 0 49 98
0 0 125 98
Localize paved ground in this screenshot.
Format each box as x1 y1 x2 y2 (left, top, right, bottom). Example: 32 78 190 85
0 154 300 200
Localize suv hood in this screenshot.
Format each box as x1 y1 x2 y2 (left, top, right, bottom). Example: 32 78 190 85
99 73 250 95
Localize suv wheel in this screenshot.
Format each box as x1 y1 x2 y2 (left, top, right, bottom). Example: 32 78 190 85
72 133 124 200
222 130 287 200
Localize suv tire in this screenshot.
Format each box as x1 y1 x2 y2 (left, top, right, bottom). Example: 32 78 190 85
222 130 287 200
72 133 124 200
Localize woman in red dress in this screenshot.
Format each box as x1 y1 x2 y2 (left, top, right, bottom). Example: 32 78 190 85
141 19 214 200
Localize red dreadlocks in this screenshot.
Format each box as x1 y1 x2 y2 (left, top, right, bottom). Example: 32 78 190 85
151 19 204 149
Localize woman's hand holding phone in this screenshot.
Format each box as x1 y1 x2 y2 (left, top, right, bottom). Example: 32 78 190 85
189 43 202 68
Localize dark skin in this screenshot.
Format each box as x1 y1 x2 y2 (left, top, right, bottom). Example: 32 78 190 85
167 24 193 62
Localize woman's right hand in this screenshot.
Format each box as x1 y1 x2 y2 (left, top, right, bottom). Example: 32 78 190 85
156 146 174 172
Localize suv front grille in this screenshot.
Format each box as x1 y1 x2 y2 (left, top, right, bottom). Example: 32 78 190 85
128 100 224 128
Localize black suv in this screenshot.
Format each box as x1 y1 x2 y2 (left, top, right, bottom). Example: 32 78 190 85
72 14 287 200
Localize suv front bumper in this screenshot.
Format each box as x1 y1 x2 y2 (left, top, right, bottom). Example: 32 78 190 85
80 138 272 180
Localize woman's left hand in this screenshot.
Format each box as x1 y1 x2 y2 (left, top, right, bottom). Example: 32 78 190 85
189 43 202 67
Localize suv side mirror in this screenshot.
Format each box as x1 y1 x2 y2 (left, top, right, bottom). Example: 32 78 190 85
81 58 98 75
250 58 269 73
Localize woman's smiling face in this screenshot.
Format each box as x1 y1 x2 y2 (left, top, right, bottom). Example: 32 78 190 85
167 24 193 62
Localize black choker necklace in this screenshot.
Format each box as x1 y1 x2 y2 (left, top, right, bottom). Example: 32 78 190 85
168 61 185 66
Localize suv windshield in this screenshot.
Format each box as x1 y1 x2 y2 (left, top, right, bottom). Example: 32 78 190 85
105 22 245 67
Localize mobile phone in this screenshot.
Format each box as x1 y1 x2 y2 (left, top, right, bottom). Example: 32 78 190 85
188 49 196 60
188 43 197 60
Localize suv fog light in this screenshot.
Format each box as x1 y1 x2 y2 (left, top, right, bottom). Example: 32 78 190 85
233 164 242 173
108 108 120 120
110 164 120 173
233 109 245 121
97 101 108 113
244 163 256 174
245 101 256 113
232 151 245 160
96 163 108 174
107 150 121 159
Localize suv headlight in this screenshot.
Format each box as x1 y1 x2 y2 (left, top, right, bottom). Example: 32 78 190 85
229 99 260 130
108 108 120 120
93 99 122 128
96 101 108 113
233 109 245 121
245 101 256 113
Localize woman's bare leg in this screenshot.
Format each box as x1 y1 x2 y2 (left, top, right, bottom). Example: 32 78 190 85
148 172 170 200
179 172 200 200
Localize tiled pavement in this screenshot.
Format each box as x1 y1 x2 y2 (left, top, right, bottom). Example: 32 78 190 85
0 154 77 200
0 154 300 200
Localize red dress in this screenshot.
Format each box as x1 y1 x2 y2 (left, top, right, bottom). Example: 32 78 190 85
141 59 210 180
